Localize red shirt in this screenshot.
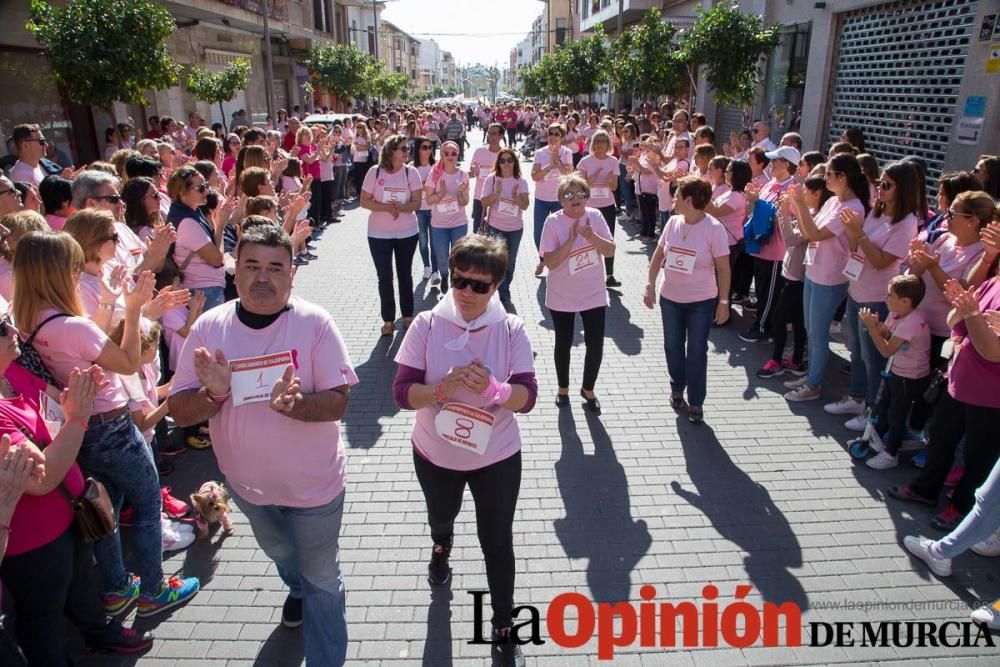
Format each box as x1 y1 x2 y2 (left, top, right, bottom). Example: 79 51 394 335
282 131 297 153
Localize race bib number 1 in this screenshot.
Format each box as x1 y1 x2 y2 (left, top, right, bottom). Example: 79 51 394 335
229 351 296 407
434 402 495 456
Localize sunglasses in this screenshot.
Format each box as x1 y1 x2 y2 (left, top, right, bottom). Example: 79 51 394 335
451 275 493 294
0 314 10 337
93 194 123 204
562 192 588 201
878 180 894 191
420 145 432 150
442 151 458 157
499 157 515 164
548 132 562 137
193 183 209 193
103 233 121 244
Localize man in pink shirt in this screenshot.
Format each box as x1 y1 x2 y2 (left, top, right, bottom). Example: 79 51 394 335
168 226 357 666
9 124 50 188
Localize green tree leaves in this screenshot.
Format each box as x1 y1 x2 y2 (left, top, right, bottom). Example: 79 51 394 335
303 44 410 104
185 58 251 131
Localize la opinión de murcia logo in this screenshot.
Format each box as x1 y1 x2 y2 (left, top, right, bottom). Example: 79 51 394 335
468 585 996 660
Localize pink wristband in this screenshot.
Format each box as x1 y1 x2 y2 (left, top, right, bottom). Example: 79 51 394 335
480 375 512 406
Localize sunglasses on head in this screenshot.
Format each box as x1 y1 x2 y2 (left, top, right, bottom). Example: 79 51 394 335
451 275 493 294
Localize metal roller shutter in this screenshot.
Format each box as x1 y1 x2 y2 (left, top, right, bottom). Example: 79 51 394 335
824 0 979 190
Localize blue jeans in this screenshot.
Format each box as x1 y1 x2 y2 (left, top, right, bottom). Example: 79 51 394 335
660 296 716 407
618 163 635 215
75 413 163 595
935 459 1000 559
416 210 437 271
533 199 562 257
430 224 468 289
231 489 348 667
803 278 849 389
485 225 523 301
333 165 348 200
192 285 226 311
845 296 889 406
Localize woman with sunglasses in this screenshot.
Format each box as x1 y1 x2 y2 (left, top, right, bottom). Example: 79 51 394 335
784 153 871 402
392 234 537 667
540 175 615 414
578 130 620 287
13 231 200 620
168 166 227 311
469 123 504 233
531 123 574 278
834 162 921 425
425 141 470 293
411 136 439 282
480 148 530 306
361 135 424 336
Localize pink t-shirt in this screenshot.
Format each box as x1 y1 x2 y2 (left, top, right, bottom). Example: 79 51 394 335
113 223 147 275
948 277 1000 408
0 258 12 302
394 311 534 471
362 165 421 238
32 308 129 413
888 310 931 379
427 169 470 229
2 364 84 556
658 214 730 303
915 234 985 337
714 190 747 246
470 147 500 199
173 216 225 289
847 212 918 303
751 177 794 262
10 160 45 188
295 144 321 180
46 214 67 231
414 164 432 212
578 155 619 209
161 305 188 372
635 156 658 195
533 146 573 202
657 158 689 213
77 271 124 322
804 197 866 286
712 183 729 200
539 208 612 312
169 297 358 507
481 176 528 232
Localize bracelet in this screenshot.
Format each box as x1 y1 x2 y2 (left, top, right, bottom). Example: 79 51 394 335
434 383 446 403
65 416 89 431
98 302 115 311
719 300 730 305
206 387 231 404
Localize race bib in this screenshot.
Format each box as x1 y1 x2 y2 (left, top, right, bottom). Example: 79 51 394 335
40 391 65 438
434 402 495 456
353 151 368 162
665 246 697 275
381 187 407 204
568 245 598 275
843 252 865 281
436 197 459 215
591 186 611 200
478 164 492 178
545 167 563 181
805 242 818 265
497 198 518 217
229 351 296 407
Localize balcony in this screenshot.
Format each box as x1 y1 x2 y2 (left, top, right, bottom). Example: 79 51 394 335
216 0 287 21
580 0 657 35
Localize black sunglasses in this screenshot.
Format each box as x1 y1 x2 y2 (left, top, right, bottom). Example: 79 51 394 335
193 182 209 193
499 157 515 164
103 233 121 244
451 275 493 294
93 194 122 204
0 314 10 338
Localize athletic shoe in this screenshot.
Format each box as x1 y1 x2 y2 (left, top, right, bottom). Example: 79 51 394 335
161 487 192 519
102 574 141 615
136 576 200 618
931 505 963 532
742 299 758 312
945 466 965 487
428 542 452 585
829 321 842 336
292 256 309 266
738 327 770 343
911 448 928 468
781 359 806 376
422 266 433 280
844 414 868 432
185 434 212 450
887 484 936 506
162 522 195 554
785 385 820 401
971 599 1000 630
84 624 154 655
756 359 784 379
903 536 952 576
430 271 442 285
158 439 187 457
730 293 749 305
302 252 319 260
866 451 898 470
281 594 304 628
783 375 809 389
824 396 865 415
972 528 1000 557
491 626 526 667
605 276 621 288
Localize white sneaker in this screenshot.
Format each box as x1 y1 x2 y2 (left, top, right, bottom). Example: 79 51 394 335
824 396 865 415
422 266 432 280
783 375 809 389
429 271 441 285
972 528 1000 557
866 451 898 470
785 385 821 402
162 521 196 553
971 599 1000 630
903 535 952 576
829 321 842 336
845 414 868 431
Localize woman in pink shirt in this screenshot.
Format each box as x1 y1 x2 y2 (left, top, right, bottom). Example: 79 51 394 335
392 234 537 666
578 130 621 286
480 148 530 305
425 141 470 293
221 133 240 179
531 124 574 276
784 153 870 402
0 210 48 302
644 177 731 423
539 175 616 413
289 126 323 224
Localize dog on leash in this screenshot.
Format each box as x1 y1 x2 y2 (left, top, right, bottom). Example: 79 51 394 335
190 481 234 539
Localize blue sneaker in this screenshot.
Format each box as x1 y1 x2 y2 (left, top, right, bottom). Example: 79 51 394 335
102 573 140 615
911 448 928 468
136 576 200 618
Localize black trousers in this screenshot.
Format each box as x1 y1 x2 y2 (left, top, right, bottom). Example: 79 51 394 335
413 450 521 627
598 205 617 276
730 241 754 297
307 178 324 225
351 162 371 199
908 334 949 431
550 306 606 391
367 234 418 322
770 279 806 364
0 528 113 667
637 192 658 238
909 391 1000 513
751 257 784 335
506 127 516 147
876 373 932 455
321 180 336 222
472 199 485 233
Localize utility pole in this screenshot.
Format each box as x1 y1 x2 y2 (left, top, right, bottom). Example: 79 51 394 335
261 0 275 120
372 0 379 62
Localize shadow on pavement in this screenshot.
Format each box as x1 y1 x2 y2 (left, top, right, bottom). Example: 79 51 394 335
421 585 453 667
254 625 304 666
341 334 403 449
606 291 643 356
554 409 651 604
671 419 809 611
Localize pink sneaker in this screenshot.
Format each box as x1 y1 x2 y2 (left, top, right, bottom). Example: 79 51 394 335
161 487 191 520
944 466 964 487
755 359 784 379
781 359 806 376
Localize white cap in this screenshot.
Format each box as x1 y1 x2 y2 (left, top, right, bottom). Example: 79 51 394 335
764 145 801 164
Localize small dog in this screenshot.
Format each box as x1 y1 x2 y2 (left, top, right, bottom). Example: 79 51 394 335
190 481 234 539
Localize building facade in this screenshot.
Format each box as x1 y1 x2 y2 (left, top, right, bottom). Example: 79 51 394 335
378 19 420 92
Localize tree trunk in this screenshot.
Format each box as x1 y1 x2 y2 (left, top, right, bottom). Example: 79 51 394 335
220 101 228 133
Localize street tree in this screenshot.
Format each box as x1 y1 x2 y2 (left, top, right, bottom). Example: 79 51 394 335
185 58 251 133
609 9 684 103
679 2 781 109
365 62 410 103
302 43 371 107
27 0 181 126
558 26 610 101
519 65 543 99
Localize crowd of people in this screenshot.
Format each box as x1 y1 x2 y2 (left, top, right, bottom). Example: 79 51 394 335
0 95 998 666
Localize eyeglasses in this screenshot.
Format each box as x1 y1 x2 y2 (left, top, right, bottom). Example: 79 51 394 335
0 188 19 198
878 180 894 191
102 233 121 245
562 192 588 201
451 275 494 294
193 183 209 193
499 157 515 164
946 208 973 221
93 194 123 204
420 144 432 150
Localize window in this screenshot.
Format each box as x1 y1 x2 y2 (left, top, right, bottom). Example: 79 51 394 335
763 23 811 134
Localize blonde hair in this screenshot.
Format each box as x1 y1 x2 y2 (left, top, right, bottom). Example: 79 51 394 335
12 231 86 330
134 139 158 156
109 149 140 180
295 126 313 145
589 129 612 152
953 190 997 227
240 167 270 196
63 208 117 264
85 161 118 176
243 145 269 170
0 210 49 260
557 173 590 199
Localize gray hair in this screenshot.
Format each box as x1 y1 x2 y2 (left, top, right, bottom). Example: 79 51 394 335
266 130 282 142
71 170 120 209
557 174 590 199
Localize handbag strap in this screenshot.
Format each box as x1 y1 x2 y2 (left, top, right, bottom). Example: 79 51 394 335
25 313 69 345
12 422 79 506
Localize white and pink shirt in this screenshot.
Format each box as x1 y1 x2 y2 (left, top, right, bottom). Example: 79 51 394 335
657 214 730 303
888 310 931 380
427 169 469 229
174 216 225 289
915 234 984 337
847 212 918 303
362 165 421 238
578 155 619 210
533 146 573 202
539 208 612 313
804 197 866 286
481 176 528 232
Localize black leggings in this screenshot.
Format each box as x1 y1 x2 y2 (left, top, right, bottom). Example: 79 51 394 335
638 192 658 238
598 205 617 276
770 279 806 365
413 450 521 628
351 162 371 199
876 373 932 455
550 306 606 391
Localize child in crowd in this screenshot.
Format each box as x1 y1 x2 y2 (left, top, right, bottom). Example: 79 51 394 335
857 274 932 469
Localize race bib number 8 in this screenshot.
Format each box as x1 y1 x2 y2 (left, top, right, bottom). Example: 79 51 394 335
434 402 496 456
229 351 296 407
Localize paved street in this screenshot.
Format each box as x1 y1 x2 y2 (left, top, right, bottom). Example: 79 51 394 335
83 135 997 667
